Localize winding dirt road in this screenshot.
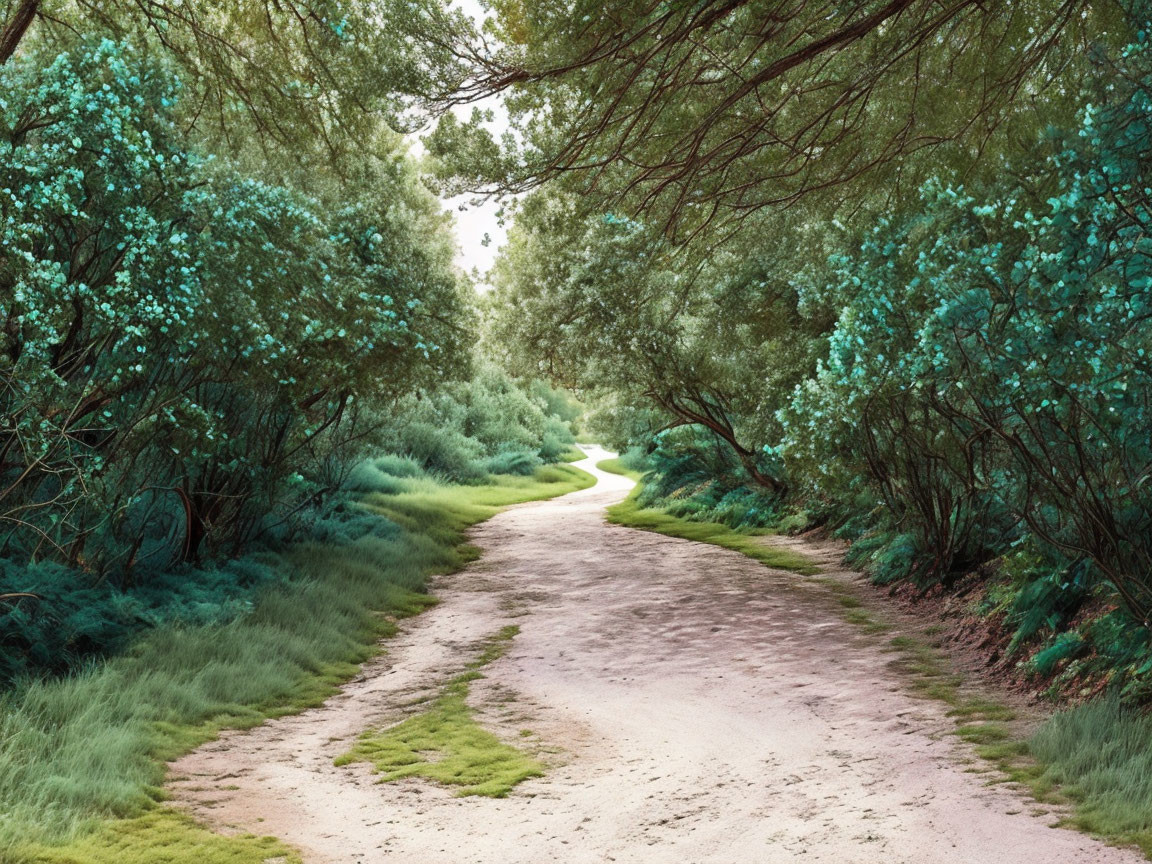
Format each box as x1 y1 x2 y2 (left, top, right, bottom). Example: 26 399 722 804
171 448 1141 863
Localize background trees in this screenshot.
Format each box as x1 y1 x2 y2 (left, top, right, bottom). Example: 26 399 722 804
488 191 826 492
482 2 1152 688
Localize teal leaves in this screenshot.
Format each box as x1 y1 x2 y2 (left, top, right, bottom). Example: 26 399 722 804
0 38 465 575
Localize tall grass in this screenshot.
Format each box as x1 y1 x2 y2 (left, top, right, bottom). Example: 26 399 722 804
1 464 594 861
1029 698 1152 855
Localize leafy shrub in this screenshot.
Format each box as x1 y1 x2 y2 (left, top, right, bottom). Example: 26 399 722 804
1031 633 1087 678
485 450 543 476
373 455 426 478
538 415 577 461
844 532 920 586
309 501 403 547
0 554 286 686
617 446 652 475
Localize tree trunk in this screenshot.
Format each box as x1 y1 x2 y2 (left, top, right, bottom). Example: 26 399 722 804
0 0 37 66
653 389 788 496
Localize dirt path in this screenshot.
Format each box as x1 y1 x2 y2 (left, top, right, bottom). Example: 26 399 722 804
170 448 1141 863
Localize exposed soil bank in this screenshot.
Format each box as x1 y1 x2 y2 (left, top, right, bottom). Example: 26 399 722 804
170 447 1140 863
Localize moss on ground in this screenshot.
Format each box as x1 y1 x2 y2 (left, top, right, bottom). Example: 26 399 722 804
17 810 300 864
335 626 543 798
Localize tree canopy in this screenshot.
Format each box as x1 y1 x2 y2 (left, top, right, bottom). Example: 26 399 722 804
428 0 1123 237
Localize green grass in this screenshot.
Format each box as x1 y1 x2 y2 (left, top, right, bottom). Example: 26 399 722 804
1023 699 1152 856
15 810 301 864
605 485 818 575
335 626 543 798
0 464 593 863
595 457 645 481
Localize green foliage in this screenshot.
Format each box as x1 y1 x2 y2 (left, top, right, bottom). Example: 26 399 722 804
628 429 793 531
1032 633 1088 679
7 0 470 160
0 362 583 685
0 39 466 573
615 446 651 476
843 533 921 587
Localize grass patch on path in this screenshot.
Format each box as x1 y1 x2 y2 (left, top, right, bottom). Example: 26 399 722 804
3 464 593 863
604 483 818 576
335 626 543 798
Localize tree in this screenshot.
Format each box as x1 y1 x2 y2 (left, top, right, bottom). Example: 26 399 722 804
783 26 1152 616
0 39 469 574
427 0 1119 238
488 190 825 493
0 0 471 156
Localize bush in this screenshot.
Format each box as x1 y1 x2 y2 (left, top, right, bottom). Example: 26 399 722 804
342 461 408 495
485 450 543 476
372 455 426 478
0 554 286 687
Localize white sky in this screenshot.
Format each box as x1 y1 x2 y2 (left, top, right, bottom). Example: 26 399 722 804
437 0 511 288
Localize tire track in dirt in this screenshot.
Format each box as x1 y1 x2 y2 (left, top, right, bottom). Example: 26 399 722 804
169 447 1141 863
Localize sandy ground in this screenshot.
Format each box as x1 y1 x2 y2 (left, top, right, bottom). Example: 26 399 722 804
170 447 1142 863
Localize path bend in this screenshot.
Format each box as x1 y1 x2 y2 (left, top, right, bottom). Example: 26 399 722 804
170 446 1140 864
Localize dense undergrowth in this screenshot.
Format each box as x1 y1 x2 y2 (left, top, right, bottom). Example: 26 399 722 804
3 459 593 862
